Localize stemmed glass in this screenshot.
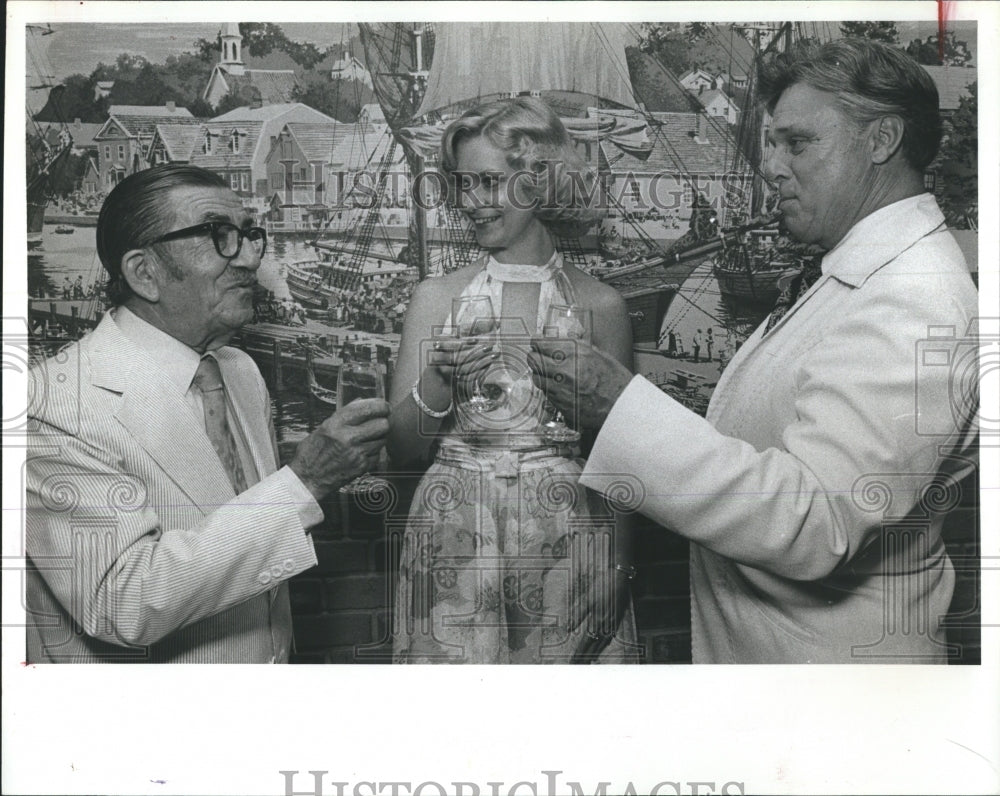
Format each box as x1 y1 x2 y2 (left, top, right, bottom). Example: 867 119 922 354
541 304 593 444
337 359 389 494
451 295 503 413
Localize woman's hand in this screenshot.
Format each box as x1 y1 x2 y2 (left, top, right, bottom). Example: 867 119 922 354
420 337 498 405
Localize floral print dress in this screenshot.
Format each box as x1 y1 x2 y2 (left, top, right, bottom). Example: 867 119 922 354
393 254 640 663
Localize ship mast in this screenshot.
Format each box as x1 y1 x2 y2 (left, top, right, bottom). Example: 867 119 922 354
409 25 431 281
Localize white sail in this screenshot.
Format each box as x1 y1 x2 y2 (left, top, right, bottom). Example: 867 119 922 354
415 22 638 117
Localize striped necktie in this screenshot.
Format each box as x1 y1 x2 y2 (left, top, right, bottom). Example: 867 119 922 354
192 355 248 494
764 255 824 335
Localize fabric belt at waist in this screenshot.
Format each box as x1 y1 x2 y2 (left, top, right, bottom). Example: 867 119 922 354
435 440 577 477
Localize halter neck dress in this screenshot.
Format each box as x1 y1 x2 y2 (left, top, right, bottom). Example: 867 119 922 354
393 253 639 663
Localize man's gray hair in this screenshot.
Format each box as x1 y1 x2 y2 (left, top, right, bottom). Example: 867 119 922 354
758 37 942 171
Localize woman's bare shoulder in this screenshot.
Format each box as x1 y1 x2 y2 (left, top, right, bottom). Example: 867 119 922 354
564 264 627 315
411 262 484 305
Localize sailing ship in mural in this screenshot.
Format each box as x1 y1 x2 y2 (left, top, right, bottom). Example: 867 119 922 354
285 22 831 345
348 22 709 345
26 24 73 243
709 22 828 306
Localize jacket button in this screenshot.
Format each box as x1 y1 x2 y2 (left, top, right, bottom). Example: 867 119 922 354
270 564 284 578
258 572 271 585
283 558 295 572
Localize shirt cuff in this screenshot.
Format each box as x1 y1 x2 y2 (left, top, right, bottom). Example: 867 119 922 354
274 465 325 530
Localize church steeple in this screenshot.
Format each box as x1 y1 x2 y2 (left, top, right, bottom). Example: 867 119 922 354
220 23 244 74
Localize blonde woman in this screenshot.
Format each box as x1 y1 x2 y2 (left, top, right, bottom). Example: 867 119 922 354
389 97 639 663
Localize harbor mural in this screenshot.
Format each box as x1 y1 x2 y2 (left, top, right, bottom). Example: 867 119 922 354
25 19 979 454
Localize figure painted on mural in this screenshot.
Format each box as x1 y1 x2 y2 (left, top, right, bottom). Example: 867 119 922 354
388 97 640 663
530 39 978 664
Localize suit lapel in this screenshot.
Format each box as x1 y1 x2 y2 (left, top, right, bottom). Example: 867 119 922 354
87 315 239 511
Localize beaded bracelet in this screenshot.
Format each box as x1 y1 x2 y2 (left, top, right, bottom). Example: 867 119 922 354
411 380 452 418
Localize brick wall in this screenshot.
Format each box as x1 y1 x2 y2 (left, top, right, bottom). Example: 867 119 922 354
289 493 397 664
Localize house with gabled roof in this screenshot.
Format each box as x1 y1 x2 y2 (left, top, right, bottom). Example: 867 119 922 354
678 68 718 94
263 119 406 231
60 118 103 156
92 102 198 190
81 155 101 195
597 109 738 243
264 122 348 212
148 123 205 166
696 88 740 125
188 103 337 210
331 54 373 88
203 23 299 108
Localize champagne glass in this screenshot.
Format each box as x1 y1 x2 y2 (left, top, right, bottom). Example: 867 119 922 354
542 305 592 444
451 295 503 412
337 359 388 494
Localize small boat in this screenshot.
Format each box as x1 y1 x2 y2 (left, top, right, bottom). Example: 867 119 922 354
713 228 813 307
54 225 75 234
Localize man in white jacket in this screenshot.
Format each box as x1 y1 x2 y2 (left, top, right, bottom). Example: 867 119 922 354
530 39 979 663
27 165 389 662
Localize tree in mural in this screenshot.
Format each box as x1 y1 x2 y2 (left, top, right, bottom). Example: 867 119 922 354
839 21 900 43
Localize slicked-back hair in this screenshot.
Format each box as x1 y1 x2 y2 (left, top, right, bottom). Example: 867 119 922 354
758 37 942 171
97 164 228 305
440 96 607 238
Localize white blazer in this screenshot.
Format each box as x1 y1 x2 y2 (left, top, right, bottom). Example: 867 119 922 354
26 313 317 662
583 194 979 663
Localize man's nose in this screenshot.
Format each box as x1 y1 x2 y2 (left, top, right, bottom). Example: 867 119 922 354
233 235 263 271
762 145 789 185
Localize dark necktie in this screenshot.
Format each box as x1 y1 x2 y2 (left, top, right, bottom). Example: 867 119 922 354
764 255 824 335
192 355 248 494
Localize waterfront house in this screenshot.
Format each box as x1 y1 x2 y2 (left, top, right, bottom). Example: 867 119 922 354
92 103 197 190
189 103 338 213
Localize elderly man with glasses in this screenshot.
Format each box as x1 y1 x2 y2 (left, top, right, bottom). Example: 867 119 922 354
26 165 390 663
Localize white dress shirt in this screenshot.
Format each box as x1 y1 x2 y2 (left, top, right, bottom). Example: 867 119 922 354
114 306 323 529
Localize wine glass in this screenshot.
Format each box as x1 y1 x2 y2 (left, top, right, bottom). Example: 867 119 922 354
336 359 389 494
451 295 503 413
541 305 593 444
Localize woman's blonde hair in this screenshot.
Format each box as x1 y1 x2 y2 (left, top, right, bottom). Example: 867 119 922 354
440 96 606 238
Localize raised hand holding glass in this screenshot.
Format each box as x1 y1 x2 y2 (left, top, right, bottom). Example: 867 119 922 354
451 295 503 412
337 359 389 494
542 305 592 443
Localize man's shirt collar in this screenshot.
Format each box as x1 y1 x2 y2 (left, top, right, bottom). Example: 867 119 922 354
821 193 946 287
114 306 202 396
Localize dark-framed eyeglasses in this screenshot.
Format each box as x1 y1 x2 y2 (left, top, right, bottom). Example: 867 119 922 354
146 221 267 259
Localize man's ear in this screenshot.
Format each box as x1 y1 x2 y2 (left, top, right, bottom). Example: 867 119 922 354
870 115 906 165
120 248 161 302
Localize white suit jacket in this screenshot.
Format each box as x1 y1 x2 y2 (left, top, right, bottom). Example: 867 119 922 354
26 312 318 662
583 194 978 663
